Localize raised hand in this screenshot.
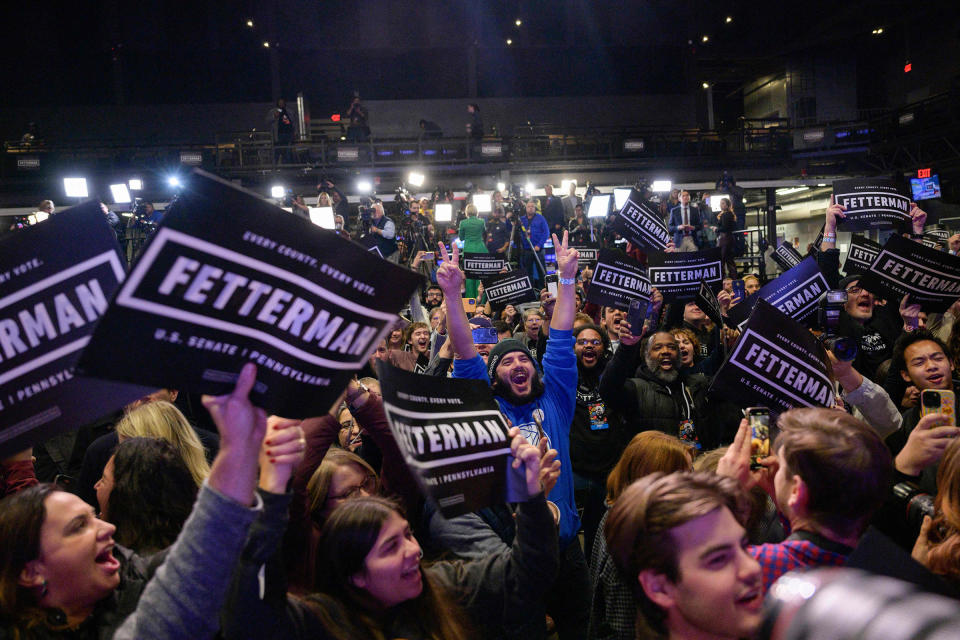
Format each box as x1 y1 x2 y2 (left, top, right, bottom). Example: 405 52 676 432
259 416 305 494
436 241 464 297
552 231 579 280
899 294 925 331
508 427 544 497
617 320 643 346
895 413 960 476
909 202 927 235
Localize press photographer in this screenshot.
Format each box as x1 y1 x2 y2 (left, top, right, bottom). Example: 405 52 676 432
362 198 399 263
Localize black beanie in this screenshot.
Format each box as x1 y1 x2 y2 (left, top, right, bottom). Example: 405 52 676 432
486 339 534 380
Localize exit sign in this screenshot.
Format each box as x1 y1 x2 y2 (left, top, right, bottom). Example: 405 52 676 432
918 168 931 178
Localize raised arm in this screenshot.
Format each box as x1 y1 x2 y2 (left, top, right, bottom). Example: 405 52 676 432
550 231 579 332
436 242 477 359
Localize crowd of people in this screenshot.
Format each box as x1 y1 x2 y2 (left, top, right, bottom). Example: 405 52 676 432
3 179 960 640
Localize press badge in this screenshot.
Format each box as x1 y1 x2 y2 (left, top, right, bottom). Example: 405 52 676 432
588 402 609 430
678 419 701 449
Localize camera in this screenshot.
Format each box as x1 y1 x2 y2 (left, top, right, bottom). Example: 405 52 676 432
891 481 936 534
818 290 857 362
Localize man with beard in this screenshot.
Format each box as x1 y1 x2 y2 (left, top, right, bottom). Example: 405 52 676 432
599 327 730 451
437 232 590 639
569 324 617 558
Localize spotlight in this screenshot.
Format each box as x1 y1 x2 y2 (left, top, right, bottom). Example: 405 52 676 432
525 182 535 194
356 180 373 194
63 177 88 198
496 181 506 192
407 171 425 187
702 35 709 43
270 185 286 198
613 188 631 209
872 27 883 35
434 202 453 222
262 41 270 48
110 183 131 204
473 193 492 213
651 180 672 192
587 194 611 219
725 16 733 23
515 18 522 26
167 176 181 188
560 179 577 193
246 18 254 27
128 178 143 190
506 38 513 45
702 82 710 89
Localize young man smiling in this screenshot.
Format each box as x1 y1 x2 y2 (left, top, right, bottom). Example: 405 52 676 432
436 232 589 639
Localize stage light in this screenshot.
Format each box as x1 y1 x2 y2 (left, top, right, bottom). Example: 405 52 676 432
702 35 709 43
496 181 506 192
725 16 733 23
473 193 492 213
128 178 143 190
709 194 727 212
434 203 453 222
246 18 254 27
613 188 631 209
560 179 577 193
587 195 610 218
515 18 522 26
167 176 181 188
270 185 285 198
110 183 131 204
356 180 373 194
408 171 425 187
506 38 513 45
63 177 88 198
262 41 270 48
872 27 883 35
702 82 710 89
651 180 672 192
525 182 535 194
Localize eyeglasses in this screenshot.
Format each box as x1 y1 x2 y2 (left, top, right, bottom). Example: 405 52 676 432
338 419 355 431
328 474 377 501
576 339 602 347
845 286 864 295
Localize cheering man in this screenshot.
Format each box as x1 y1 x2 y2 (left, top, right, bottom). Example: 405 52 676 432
436 232 589 639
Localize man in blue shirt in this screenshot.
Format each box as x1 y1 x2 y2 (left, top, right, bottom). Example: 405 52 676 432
518 198 550 290
436 231 588 639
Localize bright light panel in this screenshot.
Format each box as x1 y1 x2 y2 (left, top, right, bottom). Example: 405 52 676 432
356 180 373 194
110 183 131 204
270 185 286 198
167 176 181 188
408 172 425 187
128 178 143 190
613 188 632 210
473 193 492 213
33 212 49 223
434 203 453 222
588 195 611 218
651 180 672 192
560 179 577 193
309 206 335 229
709 193 728 212
496 181 506 192
525 182 535 194
63 178 88 198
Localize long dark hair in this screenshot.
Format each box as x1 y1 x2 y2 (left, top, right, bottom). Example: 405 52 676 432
305 497 471 640
0 484 59 634
106 438 198 554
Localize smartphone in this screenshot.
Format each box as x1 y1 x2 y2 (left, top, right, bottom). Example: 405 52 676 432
471 327 499 345
545 273 559 299
421 251 435 261
462 297 478 313
920 389 956 426
745 407 771 468
732 279 746 301
626 299 649 336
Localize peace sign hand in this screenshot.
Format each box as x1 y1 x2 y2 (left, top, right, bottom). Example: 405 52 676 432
436 242 464 297
552 231 579 280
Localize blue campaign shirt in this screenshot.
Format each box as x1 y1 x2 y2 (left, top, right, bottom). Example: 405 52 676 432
453 328 580 546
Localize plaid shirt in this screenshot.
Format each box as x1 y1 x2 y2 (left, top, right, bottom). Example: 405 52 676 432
749 539 849 591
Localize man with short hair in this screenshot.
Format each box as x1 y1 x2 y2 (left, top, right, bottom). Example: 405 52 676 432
680 302 711 360
601 306 624 353
485 205 512 256
514 308 544 358
367 200 399 263
543 184 566 235
423 284 444 311
518 199 550 291
742 274 760 297
719 408 893 589
667 190 702 251
562 182 581 222
604 472 763 640
438 232 590 638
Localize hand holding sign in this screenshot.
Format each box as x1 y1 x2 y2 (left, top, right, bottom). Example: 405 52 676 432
900 294 925 331
258 416 305 493
895 413 960 476
436 241 464 298
910 202 927 235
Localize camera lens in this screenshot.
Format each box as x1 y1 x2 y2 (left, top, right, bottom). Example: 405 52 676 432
922 392 941 408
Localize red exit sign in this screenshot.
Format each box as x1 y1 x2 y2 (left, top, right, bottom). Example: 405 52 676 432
918 168 931 178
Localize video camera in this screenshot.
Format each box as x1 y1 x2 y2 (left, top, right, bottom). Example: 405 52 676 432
818 290 857 361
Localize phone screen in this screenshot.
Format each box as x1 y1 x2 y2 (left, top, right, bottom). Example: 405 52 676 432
545 274 559 298
732 279 746 300
746 407 770 466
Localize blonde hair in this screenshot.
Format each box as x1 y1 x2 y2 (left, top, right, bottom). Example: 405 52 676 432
465 203 478 218
115 401 210 486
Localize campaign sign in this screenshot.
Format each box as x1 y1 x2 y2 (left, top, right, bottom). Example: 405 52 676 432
860 234 960 312
78 170 421 418
726 257 829 329
610 189 670 251
709 301 834 416
481 269 537 307
695 280 724 330
0 203 153 458
772 243 804 271
462 253 507 279
571 244 600 264
833 178 912 231
842 235 882 276
586 249 651 311
378 363 519 518
647 248 722 302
